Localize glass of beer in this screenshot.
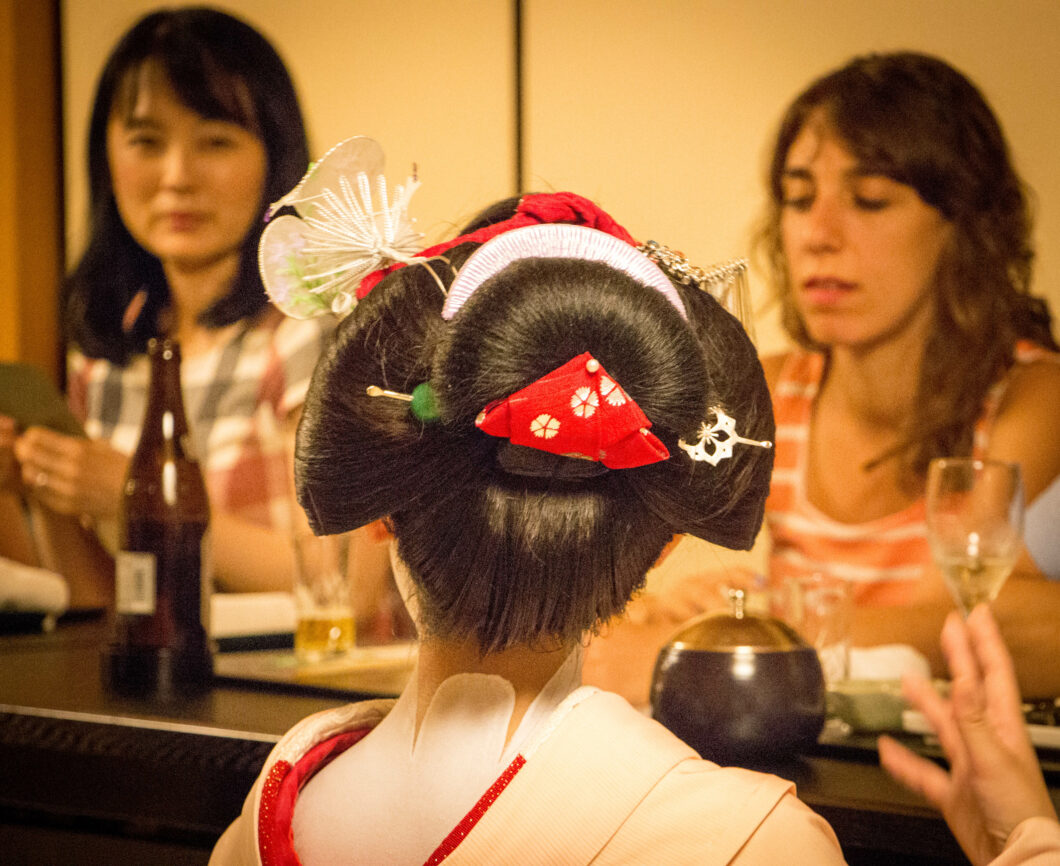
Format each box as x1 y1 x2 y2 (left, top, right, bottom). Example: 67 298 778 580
292 530 356 662
926 458 1025 617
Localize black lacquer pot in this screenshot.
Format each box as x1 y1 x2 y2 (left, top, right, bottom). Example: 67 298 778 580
650 589 826 764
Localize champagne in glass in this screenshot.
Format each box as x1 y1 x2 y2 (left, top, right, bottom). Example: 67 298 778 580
925 458 1024 616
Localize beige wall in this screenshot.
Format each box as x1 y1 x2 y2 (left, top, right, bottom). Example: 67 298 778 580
63 0 1060 358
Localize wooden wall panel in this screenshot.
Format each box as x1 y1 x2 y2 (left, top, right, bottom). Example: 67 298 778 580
0 0 62 379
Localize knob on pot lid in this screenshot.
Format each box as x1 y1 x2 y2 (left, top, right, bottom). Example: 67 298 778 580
667 588 809 652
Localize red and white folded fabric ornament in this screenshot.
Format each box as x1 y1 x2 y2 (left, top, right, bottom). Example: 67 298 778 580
475 352 670 470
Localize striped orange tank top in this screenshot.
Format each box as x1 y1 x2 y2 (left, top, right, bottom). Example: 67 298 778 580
766 343 1056 607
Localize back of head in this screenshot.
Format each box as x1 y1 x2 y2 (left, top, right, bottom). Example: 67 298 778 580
294 197 774 653
65 6 309 363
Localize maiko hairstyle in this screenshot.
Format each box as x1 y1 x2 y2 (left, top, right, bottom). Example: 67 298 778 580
63 6 309 364
295 207 774 654
758 51 1057 476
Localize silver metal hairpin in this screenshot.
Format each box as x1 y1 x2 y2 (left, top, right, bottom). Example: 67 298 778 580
678 407 773 466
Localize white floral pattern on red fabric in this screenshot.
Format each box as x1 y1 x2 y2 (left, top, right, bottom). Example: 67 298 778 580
570 386 599 418
530 414 561 439
599 375 626 406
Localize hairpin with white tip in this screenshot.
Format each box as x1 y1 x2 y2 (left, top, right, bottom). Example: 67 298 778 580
366 383 439 421
678 407 773 466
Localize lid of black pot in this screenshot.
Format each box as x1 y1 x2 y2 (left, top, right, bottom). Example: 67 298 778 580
667 588 811 652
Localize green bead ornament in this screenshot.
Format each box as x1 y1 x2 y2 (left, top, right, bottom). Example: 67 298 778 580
365 382 440 422
409 382 439 421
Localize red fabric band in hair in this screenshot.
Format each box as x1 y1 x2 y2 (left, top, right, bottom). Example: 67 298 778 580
355 192 636 299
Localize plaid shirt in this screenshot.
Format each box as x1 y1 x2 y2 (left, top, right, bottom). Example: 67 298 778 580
68 309 335 533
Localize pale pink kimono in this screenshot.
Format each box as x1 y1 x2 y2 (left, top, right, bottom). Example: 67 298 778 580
209 690 844 865
993 819 1060 866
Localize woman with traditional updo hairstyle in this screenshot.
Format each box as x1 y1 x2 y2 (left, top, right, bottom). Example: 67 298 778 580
210 189 844 864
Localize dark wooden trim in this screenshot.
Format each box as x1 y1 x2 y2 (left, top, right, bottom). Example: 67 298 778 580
513 0 525 194
0 0 64 381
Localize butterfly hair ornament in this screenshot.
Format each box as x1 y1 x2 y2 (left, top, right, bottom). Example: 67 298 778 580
259 136 424 318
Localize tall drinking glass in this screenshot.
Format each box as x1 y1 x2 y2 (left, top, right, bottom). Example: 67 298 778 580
925 458 1024 616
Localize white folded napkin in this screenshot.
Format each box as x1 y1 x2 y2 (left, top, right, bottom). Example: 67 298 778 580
0 555 69 614
849 644 931 681
210 591 296 638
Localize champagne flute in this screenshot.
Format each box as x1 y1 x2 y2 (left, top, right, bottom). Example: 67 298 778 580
925 458 1025 616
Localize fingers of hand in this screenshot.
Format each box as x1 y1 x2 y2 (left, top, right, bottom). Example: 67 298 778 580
878 735 953 810
948 607 1033 764
941 610 982 687
902 672 948 721
965 605 1022 722
17 426 82 466
903 672 973 771
19 459 76 514
16 430 89 494
20 458 50 491
941 610 993 721
0 415 16 444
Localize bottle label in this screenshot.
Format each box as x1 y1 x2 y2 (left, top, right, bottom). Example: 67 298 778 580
115 550 157 614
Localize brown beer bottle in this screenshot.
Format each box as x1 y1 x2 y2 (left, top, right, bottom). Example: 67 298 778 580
103 338 213 699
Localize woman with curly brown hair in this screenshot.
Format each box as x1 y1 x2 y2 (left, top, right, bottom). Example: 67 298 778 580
758 51 1060 694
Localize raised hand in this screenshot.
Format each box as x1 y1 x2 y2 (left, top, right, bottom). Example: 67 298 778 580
878 605 1058 865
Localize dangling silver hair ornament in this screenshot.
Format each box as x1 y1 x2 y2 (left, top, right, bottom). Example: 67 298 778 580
638 241 755 342
259 137 424 319
678 407 773 466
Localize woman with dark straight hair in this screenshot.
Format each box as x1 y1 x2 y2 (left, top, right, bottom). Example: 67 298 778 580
67 6 313 363
12 7 334 599
210 141 844 861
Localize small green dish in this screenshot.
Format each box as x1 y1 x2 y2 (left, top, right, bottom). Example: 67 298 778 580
827 679 907 732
